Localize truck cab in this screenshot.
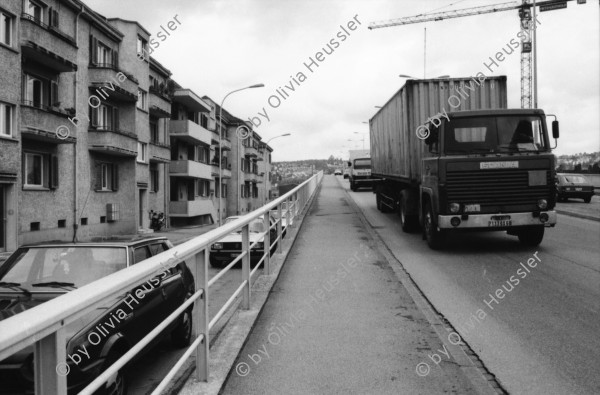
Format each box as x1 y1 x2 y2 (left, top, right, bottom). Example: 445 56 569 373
347 157 376 191
420 109 558 248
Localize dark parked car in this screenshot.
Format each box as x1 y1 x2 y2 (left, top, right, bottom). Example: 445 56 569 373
210 215 277 268
556 173 595 203
0 236 194 395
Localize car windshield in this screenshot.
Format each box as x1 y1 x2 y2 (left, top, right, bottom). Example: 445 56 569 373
354 159 371 169
563 175 588 184
0 247 127 290
224 217 266 233
445 115 548 154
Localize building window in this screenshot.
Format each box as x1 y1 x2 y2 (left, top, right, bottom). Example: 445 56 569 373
95 162 118 191
0 12 14 46
196 179 209 197
150 118 159 143
90 104 119 131
252 183 258 198
197 145 209 164
137 142 147 163
23 74 58 109
150 163 159 192
23 152 58 189
97 42 113 67
0 102 13 137
137 89 147 111
26 0 44 23
137 36 148 59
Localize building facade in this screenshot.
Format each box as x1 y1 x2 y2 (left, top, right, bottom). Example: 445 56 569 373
0 0 274 253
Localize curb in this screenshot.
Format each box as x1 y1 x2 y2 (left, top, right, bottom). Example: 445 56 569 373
174 182 323 395
338 177 506 395
556 210 600 222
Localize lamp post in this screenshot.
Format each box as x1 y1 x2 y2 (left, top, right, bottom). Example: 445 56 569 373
354 132 368 150
263 133 291 204
218 83 264 226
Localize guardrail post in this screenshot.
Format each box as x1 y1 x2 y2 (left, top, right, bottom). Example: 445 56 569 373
263 213 271 275
242 224 250 309
193 249 209 382
277 203 283 254
286 197 292 230
34 329 67 395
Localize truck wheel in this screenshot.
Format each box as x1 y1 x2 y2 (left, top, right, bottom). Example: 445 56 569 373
350 181 357 191
424 202 446 250
517 226 545 246
584 196 592 203
399 198 418 233
376 192 383 211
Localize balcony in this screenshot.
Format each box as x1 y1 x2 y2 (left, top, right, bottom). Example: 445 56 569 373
149 92 171 118
20 16 77 71
170 120 211 145
211 164 232 179
244 172 259 183
172 89 211 113
88 68 138 102
149 143 170 163
170 160 212 180
20 105 76 144
88 129 138 157
170 199 217 219
245 145 259 158
211 131 232 151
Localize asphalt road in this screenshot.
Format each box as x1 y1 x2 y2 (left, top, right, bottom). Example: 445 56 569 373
339 176 600 395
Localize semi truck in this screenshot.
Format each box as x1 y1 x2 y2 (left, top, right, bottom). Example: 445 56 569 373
369 76 559 249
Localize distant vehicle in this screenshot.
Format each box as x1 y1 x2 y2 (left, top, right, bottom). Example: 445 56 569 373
0 237 194 395
556 173 594 203
334 169 342 175
210 215 278 268
370 76 558 249
348 157 379 191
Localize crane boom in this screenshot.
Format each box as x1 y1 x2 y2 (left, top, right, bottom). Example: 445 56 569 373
369 1 520 29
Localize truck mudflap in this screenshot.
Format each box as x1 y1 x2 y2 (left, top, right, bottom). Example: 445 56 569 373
437 211 557 229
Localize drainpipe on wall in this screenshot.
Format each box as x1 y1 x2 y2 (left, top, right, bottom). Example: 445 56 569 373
71 5 84 242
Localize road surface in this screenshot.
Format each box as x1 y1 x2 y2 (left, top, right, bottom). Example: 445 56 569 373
340 175 600 395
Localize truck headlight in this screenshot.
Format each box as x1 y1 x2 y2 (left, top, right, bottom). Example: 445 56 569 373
449 203 460 213
212 243 223 250
537 199 548 209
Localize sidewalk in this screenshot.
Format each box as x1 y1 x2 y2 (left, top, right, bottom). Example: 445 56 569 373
221 176 482 394
555 195 600 222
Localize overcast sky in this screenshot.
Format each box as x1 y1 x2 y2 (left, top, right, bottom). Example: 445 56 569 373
85 0 599 161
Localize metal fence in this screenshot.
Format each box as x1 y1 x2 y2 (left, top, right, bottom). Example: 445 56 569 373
0 171 323 394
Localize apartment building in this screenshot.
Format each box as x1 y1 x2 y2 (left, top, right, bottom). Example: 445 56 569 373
0 0 274 253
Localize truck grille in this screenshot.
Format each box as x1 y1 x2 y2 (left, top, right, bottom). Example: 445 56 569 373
446 169 551 208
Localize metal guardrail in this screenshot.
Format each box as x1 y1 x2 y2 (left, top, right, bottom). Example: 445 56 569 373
0 171 323 394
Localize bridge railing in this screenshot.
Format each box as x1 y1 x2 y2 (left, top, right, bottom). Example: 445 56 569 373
0 171 323 395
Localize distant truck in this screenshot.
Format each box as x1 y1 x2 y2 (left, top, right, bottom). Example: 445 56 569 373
347 156 378 191
370 76 559 249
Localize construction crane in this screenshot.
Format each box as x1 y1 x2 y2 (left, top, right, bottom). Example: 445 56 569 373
369 0 586 109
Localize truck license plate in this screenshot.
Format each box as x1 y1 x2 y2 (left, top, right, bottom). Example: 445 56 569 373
488 215 511 227
575 187 582 191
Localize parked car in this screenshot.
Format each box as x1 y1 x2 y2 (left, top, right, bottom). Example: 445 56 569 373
209 215 278 268
270 206 295 237
334 169 342 176
556 173 595 203
0 236 194 395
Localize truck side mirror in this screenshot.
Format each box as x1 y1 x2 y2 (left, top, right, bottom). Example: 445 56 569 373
552 120 559 139
347 161 352 167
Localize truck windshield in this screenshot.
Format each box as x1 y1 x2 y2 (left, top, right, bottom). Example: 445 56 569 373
354 159 371 169
445 116 548 154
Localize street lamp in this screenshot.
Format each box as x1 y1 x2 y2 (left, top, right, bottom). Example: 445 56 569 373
263 133 291 204
218 83 264 226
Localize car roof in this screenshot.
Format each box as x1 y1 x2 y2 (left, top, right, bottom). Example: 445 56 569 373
19 236 168 249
